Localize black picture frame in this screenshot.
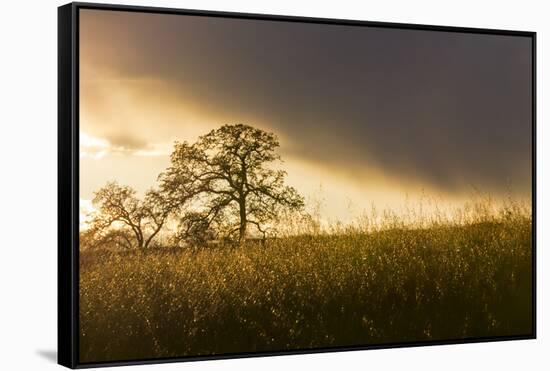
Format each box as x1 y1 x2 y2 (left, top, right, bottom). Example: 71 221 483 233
58 2 537 368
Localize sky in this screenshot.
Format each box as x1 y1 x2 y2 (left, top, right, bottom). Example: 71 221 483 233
79 9 532 223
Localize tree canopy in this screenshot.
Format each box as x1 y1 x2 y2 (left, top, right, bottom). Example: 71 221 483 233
160 124 304 243
86 182 171 249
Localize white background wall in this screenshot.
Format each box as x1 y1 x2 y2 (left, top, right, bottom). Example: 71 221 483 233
0 0 546 369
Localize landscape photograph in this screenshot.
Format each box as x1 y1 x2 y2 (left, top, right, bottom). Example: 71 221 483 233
78 9 533 363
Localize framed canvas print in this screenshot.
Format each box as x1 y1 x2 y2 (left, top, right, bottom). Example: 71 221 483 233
58 2 536 368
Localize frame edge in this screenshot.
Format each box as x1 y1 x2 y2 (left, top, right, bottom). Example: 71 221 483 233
61 2 537 368
72 1 535 36
58 2 78 369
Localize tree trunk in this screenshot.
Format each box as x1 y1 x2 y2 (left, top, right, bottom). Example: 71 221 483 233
134 228 144 249
238 198 247 243
238 159 249 244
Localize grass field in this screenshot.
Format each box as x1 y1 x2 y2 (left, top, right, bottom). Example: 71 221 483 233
79 203 533 363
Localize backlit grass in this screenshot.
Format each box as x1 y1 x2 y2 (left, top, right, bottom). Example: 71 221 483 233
79 201 532 363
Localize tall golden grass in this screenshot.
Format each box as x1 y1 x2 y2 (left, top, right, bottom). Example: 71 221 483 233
79 199 532 363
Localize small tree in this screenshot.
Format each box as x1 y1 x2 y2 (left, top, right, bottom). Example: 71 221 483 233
87 182 170 249
172 211 219 248
161 124 304 243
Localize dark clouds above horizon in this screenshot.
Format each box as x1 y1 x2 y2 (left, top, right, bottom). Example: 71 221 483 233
80 9 533 196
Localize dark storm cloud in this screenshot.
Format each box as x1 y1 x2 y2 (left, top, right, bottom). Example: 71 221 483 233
80 10 532 194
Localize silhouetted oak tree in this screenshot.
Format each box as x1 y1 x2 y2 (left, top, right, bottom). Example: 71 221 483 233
161 124 304 243
87 182 170 249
